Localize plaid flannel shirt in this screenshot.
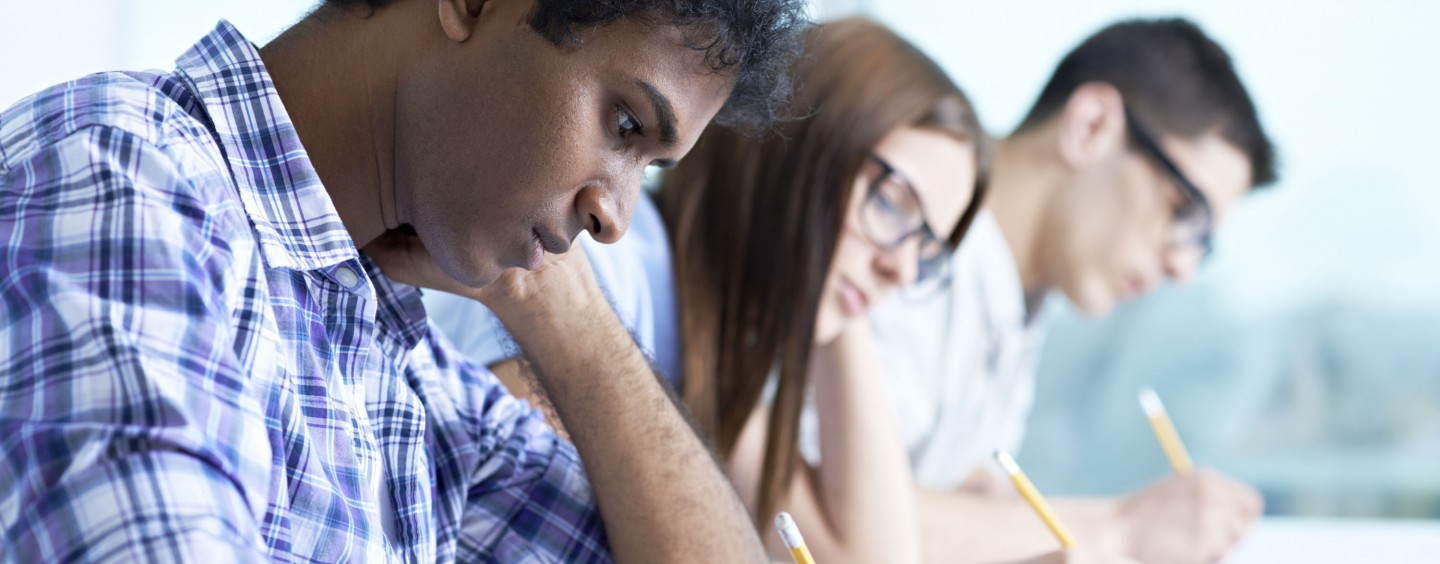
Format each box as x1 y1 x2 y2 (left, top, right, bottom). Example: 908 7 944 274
0 20 609 563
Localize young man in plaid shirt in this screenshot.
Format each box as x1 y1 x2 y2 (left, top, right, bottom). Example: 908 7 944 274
0 0 806 561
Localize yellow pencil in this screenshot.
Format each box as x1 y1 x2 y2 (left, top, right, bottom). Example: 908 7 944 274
994 450 1076 549
1138 386 1195 476
774 511 817 564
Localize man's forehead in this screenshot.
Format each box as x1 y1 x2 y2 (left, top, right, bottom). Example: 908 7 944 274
578 18 723 74
581 19 734 89
568 18 735 154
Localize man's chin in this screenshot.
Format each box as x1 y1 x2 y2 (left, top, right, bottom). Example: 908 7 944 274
466 265 506 290
435 254 500 292
1065 285 1117 318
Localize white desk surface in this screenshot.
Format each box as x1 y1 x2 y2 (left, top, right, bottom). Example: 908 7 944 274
1227 517 1440 564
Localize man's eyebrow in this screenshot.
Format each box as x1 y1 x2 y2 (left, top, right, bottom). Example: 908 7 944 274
638 79 678 148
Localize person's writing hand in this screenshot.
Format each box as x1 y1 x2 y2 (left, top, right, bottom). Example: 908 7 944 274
1113 469 1262 563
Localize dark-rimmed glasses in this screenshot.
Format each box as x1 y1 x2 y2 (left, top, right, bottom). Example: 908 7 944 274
1124 107 1216 257
859 155 954 283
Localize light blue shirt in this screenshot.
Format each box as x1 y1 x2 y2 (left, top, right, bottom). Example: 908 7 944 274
424 193 682 390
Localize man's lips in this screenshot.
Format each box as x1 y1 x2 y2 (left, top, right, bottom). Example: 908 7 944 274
534 227 570 255
1123 274 1150 299
516 227 572 271
521 232 545 271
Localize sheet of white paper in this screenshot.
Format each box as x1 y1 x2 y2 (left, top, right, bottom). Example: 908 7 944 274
1227 517 1440 564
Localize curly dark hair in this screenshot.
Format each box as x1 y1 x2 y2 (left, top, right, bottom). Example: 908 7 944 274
325 0 810 130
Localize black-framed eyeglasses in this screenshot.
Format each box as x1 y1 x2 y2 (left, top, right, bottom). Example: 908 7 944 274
1124 107 1216 257
859 155 954 283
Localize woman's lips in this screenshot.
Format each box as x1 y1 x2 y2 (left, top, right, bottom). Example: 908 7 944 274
837 277 870 317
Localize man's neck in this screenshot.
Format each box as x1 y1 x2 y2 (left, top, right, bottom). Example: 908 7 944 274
258 8 409 250
985 133 1063 297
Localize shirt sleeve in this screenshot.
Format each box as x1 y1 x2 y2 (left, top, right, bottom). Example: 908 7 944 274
412 328 612 563
0 126 271 562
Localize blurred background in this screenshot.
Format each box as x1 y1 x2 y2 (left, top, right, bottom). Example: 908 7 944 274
5 0 1436 519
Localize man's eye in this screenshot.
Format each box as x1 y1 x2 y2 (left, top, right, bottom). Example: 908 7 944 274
616 106 642 139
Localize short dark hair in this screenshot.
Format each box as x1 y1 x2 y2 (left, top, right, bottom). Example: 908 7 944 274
325 0 809 131
1016 18 1278 188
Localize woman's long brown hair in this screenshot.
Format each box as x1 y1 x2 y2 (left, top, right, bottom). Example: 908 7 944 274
657 17 990 527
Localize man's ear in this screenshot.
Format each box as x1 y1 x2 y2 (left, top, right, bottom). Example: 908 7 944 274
437 0 488 42
1055 81 1126 171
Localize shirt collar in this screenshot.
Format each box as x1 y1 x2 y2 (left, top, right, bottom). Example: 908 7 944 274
360 256 432 358
971 210 1046 330
173 20 357 272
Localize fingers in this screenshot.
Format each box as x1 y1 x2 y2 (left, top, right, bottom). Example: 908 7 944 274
476 245 612 338
482 249 587 300
1203 470 1263 522
1191 469 1262 562
1117 469 1260 564
1241 483 1265 518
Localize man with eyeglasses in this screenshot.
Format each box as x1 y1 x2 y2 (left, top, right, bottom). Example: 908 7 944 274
862 18 1280 564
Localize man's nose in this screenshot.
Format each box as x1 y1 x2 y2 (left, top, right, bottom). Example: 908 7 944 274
575 167 644 244
1164 245 1203 283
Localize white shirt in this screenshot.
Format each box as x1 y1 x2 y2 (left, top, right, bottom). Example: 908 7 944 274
798 210 1049 490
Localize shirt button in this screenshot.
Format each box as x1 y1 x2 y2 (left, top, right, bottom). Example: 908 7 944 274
335 266 360 288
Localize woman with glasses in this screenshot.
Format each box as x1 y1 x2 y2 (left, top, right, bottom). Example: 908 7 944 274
653 18 991 563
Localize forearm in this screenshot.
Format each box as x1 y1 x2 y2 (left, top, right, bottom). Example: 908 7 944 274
801 325 921 563
513 308 765 563
917 487 1120 564
488 358 572 440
